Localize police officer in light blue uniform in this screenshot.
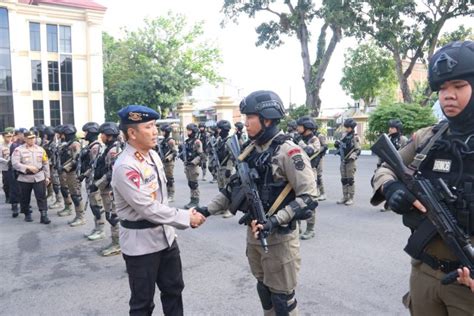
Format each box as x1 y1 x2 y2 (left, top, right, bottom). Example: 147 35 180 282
112 105 206 316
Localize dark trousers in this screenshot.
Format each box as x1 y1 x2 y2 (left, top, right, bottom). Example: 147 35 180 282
123 241 184 316
6 169 19 204
2 170 9 200
18 181 47 213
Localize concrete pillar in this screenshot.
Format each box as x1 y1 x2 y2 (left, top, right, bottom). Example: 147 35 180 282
214 96 237 123
177 101 194 131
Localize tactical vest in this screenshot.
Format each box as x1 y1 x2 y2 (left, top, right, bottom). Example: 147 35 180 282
160 137 173 157
341 133 355 156
94 142 117 181
415 130 474 235
243 135 296 213
389 133 403 150
199 132 208 151
216 136 230 164
184 137 199 162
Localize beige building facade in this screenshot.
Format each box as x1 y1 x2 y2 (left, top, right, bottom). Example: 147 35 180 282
0 0 106 131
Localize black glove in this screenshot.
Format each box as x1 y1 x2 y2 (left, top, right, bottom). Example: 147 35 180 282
383 180 416 214
78 174 85 182
260 216 279 233
225 169 232 178
303 147 315 156
334 140 340 149
195 206 210 217
89 184 98 193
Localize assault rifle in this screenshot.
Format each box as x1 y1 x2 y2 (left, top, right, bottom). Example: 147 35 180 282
372 134 474 285
178 135 187 163
210 137 221 170
227 135 269 253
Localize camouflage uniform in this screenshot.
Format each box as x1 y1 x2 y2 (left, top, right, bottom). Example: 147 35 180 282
181 134 203 208
158 135 177 201
335 129 361 205
315 132 328 200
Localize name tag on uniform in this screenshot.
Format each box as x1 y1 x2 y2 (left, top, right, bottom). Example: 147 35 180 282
433 159 451 173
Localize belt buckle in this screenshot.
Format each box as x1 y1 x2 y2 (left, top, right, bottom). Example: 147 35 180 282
413 153 427 162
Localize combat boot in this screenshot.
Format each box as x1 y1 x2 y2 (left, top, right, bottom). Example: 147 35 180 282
168 193 175 202
222 210 233 218
68 216 85 227
11 204 19 218
101 236 121 257
344 197 354 206
49 194 64 209
40 210 51 224
317 194 326 201
300 223 315 240
24 212 33 222
336 196 348 204
88 224 105 241
57 204 72 217
184 197 199 209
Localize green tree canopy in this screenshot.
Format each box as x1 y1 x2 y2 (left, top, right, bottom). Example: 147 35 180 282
438 25 474 47
340 42 397 109
103 13 222 121
349 0 473 104
367 102 437 142
222 0 360 116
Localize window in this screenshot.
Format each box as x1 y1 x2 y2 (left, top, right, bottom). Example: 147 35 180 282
29 22 41 51
47 24 58 52
48 61 59 91
50 100 61 126
61 94 74 124
31 60 42 90
59 25 71 53
33 100 44 125
60 55 73 92
0 9 10 49
0 8 14 131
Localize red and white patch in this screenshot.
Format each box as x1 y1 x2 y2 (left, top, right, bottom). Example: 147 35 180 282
126 170 141 189
287 148 301 157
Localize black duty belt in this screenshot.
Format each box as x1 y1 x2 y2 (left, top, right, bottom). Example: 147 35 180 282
419 252 461 274
120 219 160 229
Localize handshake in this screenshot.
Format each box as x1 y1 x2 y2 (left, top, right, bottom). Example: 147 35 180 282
188 207 207 228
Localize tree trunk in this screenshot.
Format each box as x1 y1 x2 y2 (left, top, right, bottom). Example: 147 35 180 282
392 46 413 103
296 17 316 116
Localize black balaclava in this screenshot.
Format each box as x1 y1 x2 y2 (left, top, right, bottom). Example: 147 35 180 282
64 133 75 142
86 132 98 143
218 129 229 139
442 75 474 136
252 120 280 146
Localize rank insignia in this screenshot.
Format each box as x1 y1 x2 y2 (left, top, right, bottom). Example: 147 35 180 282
128 112 142 121
288 148 301 157
433 159 451 173
134 151 145 162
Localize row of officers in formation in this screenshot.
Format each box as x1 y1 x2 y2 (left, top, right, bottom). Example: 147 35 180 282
1 40 473 316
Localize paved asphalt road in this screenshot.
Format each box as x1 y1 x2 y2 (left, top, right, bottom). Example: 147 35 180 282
0 155 412 315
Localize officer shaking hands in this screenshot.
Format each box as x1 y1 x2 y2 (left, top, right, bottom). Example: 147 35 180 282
111 105 205 316
371 40 474 314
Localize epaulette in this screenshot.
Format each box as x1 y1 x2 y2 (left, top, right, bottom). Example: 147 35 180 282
134 151 145 163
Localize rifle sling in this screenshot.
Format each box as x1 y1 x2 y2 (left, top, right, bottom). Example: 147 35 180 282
404 218 438 259
267 183 293 216
409 122 449 171
238 143 255 162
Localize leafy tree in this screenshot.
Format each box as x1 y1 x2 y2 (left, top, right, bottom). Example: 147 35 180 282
367 102 437 142
103 13 222 121
349 0 473 104
280 104 310 131
222 0 360 116
438 25 474 47
340 42 397 110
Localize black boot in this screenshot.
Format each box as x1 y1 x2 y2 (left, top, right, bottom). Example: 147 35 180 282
11 204 19 218
40 210 51 224
24 212 33 222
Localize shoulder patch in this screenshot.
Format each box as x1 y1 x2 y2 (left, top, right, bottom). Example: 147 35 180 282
134 151 144 162
126 170 140 188
287 148 301 157
291 154 305 171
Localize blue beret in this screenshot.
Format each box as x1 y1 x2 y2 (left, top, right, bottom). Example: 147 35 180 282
117 105 161 125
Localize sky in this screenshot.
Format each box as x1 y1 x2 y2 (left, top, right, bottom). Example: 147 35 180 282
96 0 473 115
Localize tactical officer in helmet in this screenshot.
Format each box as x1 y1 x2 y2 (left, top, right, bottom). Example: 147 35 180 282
196 90 318 315
296 116 321 240
198 122 209 181
314 124 328 201
44 125 64 209
78 122 106 241
335 118 361 205
179 123 203 208
370 40 474 314
234 121 248 147
158 124 177 202
207 125 219 183
286 120 301 144
56 124 86 226
92 122 122 256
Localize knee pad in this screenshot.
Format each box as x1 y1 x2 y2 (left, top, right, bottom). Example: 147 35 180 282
188 181 198 190
106 211 119 227
91 205 102 220
256 282 273 311
71 194 82 207
341 178 348 185
271 291 297 315
317 176 322 186
167 176 174 187
53 184 60 195
60 187 69 198
347 177 355 186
